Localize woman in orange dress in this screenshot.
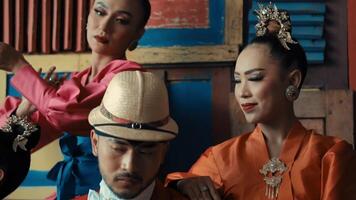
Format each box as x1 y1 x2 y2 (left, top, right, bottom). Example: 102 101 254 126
166 4 356 200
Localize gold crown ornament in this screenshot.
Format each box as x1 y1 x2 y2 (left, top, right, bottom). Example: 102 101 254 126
255 2 298 50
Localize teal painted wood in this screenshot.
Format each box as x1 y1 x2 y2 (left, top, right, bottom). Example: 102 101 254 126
306 52 324 64
251 2 326 14
248 13 324 26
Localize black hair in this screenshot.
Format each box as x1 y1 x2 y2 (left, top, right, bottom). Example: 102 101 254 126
0 123 40 199
139 0 151 27
248 34 308 88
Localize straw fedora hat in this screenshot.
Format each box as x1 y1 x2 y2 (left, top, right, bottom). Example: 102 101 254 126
88 71 178 142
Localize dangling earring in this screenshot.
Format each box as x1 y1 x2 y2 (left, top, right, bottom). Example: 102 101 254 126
285 85 299 101
128 40 138 51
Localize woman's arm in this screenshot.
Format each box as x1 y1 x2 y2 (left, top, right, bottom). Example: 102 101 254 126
321 141 356 200
166 147 223 200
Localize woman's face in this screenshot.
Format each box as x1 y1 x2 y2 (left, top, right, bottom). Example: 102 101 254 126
87 0 145 58
234 44 290 124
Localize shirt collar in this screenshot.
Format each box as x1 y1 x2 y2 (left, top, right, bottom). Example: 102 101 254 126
88 179 156 200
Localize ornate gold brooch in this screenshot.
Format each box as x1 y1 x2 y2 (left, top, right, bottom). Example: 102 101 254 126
259 157 287 199
1 115 38 152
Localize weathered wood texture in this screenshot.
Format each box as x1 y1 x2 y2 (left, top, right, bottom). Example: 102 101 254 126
230 90 354 145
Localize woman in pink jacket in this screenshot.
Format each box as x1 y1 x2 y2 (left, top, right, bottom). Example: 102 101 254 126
0 0 151 199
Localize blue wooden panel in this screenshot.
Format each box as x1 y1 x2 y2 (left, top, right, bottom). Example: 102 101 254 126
21 171 56 187
251 2 326 14
299 39 326 51
306 52 324 64
162 80 213 174
248 13 324 26
249 26 324 39
139 0 225 47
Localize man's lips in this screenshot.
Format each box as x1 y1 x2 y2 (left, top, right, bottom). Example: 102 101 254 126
240 103 257 112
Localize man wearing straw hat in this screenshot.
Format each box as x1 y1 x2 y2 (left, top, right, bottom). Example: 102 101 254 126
73 71 187 200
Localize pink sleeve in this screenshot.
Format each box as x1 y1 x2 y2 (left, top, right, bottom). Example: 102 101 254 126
10 61 141 136
0 96 22 127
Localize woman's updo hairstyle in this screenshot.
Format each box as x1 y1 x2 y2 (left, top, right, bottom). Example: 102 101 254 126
249 3 308 88
0 116 40 199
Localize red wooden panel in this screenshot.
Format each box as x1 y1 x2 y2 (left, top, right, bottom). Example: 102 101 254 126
148 0 209 28
349 0 356 90
75 0 88 52
52 0 62 52
27 0 38 53
3 0 14 45
63 0 73 50
15 0 25 51
41 0 52 53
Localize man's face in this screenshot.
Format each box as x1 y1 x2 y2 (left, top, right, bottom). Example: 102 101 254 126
91 131 167 198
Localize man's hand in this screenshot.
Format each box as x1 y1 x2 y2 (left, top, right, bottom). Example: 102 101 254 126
177 176 222 200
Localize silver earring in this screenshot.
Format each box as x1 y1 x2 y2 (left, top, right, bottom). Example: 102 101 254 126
128 40 138 51
285 85 299 101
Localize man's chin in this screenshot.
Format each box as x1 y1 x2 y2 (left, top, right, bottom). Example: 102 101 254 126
110 183 142 199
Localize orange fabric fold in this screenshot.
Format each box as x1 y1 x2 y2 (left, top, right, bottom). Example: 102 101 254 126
166 121 356 199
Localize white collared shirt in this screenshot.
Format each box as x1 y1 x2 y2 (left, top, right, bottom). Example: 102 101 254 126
88 180 156 200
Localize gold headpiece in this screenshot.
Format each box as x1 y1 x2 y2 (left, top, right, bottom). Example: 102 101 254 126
1 115 38 152
255 2 298 50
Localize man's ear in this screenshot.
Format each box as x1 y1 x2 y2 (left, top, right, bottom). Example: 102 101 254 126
288 69 302 89
90 130 99 157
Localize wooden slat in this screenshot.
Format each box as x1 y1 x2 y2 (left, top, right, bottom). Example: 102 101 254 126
52 0 62 52
299 40 326 51
252 2 326 14
3 0 14 44
212 67 232 143
63 0 73 50
299 119 325 135
306 52 324 64
27 0 38 53
41 0 51 53
325 90 354 145
75 0 88 52
295 90 326 118
15 0 25 51
225 0 243 45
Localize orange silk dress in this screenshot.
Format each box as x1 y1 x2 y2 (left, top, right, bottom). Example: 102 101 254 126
166 121 356 200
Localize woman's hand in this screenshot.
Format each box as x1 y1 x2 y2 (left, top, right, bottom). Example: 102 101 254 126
176 176 221 200
0 42 29 73
16 67 69 117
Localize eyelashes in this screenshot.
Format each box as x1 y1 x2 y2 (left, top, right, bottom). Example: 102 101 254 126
233 75 264 84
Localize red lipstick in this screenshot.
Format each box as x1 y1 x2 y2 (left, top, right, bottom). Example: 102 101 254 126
94 35 109 44
241 103 257 112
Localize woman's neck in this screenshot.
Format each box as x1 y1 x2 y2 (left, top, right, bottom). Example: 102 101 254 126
89 52 126 80
258 108 298 158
